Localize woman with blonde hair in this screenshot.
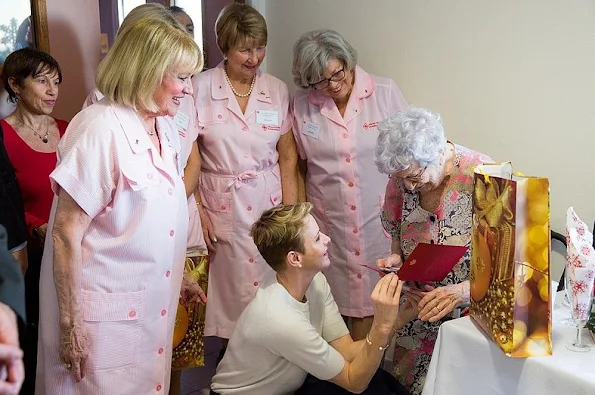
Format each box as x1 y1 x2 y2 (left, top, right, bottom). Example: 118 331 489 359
212 203 414 395
82 3 192 107
35 17 203 394
82 4 206 252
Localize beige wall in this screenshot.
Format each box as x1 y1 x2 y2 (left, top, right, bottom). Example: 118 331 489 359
261 0 595 234
47 0 101 120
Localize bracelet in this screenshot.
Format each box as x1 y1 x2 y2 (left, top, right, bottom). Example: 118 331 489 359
365 332 391 351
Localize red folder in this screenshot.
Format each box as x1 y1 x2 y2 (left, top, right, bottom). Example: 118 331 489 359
397 243 469 282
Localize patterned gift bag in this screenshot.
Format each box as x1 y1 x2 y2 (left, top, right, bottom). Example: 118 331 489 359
172 250 209 369
470 163 552 357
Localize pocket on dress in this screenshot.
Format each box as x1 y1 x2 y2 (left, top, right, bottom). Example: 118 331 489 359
200 186 234 243
307 195 330 236
197 105 229 127
81 289 146 371
121 158 160 192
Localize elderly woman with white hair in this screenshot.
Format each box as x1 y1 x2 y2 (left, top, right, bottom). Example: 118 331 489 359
291 29 408 341
375 107 492 394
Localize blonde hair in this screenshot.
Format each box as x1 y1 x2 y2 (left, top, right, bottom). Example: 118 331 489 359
215 3 267 54
250 203 312 272
96 18 203 113
117 3 184 38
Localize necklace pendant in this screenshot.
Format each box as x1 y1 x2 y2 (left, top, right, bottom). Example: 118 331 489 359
42 136 49 143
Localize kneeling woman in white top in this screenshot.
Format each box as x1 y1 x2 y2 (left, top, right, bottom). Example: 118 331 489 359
211 203 417 395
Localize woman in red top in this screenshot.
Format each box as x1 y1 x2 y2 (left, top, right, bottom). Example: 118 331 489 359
1 47 65 394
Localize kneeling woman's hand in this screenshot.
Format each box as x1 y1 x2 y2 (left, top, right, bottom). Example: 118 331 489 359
370 273 404 333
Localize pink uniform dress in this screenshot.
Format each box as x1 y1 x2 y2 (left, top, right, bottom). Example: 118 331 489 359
192 62 291 339
83 90 205 250
292 66 408 318
175 96 206 250
35 102 189 395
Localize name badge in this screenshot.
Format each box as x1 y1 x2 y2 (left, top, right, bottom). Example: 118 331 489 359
256 110 279 125
174 111 190 131
301 121 321 140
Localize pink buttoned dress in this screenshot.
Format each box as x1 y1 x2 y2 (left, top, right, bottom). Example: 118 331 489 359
35 102 189 395
192 62 291 338
83 91 205 250
176 96 206 250
292 66 408 318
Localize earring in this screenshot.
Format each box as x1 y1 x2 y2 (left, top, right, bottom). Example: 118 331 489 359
297 263 303 268
223 55 227 60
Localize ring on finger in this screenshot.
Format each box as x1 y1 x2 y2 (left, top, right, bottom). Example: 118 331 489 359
64 362 72 370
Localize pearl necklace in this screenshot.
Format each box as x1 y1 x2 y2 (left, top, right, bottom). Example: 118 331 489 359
16 114 50 143
224 68 256 98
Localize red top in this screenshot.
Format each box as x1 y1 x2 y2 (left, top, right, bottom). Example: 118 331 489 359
1 118 68 236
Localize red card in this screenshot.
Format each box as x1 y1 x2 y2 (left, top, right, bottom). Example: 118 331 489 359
397 243 469 282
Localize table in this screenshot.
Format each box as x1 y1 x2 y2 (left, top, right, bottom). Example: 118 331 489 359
422 293 595 395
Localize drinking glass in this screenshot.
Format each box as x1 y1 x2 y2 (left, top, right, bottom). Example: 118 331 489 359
566 279 595 352
559 273 575 326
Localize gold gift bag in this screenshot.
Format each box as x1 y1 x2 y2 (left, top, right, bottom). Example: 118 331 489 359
470 163 552 357
172 250 209 369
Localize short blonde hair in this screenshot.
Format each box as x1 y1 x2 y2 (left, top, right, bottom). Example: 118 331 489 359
250 203 312 272
97 18 203 113
215 3 267 54
117 3 183 38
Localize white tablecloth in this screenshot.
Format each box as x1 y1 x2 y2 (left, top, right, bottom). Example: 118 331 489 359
422 293 595 395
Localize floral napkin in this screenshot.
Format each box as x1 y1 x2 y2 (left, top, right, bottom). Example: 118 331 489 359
565 207 595 322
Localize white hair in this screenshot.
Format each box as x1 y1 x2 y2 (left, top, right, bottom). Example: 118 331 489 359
374 107 447 174
292 29 357 89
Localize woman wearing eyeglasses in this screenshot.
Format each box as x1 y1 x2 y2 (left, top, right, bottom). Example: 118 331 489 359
291 29 408 342
375 107 492 394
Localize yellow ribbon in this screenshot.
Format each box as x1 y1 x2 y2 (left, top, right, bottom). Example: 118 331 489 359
185 255 209 283
474 177 514 228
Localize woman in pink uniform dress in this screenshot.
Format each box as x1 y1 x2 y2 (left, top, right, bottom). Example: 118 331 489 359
192 3 299 343
35 18 203 395
291 29 408 340
82 4 207 256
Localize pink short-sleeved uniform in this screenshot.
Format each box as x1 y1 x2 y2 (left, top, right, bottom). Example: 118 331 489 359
175 96 206 251
192 62 291 338
292 66 408 317
35 102 189 395
83 90 204 250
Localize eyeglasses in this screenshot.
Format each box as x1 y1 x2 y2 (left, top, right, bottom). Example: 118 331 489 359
310 68 345 90
402 165 428 182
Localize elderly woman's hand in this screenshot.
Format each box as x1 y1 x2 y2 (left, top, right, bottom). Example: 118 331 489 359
180 273 207 305
59 322 90 382
394 293 420 330
376 254 403 270
412 281 470 323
